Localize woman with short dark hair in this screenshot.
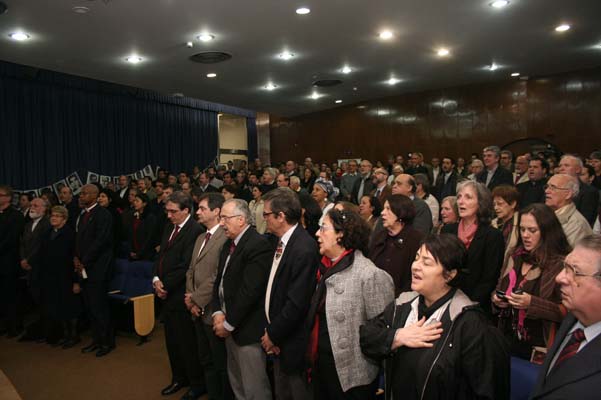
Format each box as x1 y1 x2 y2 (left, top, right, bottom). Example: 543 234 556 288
361 234 510 400
124 192 157 261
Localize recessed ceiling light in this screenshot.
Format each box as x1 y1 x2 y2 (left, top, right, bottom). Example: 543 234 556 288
72 6 90 14
335 99 342 104
264 82 278 91
125 55 143 64
197 33 215 42
341 65 352 74
489 0 510 8
9 32 30 41
437 48 450 57
488 63 499 71
186 41 194 48
310 92 321 100
511 72 520 77
278 52 295 60
357 105 366 109
296 7 310 15
353 87 358 91
206 73 217 78
387 77 401 85
555 24 570 32
379 30 394 40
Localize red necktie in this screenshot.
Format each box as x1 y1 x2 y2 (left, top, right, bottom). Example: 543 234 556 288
553 328 586 370
229 241 236 255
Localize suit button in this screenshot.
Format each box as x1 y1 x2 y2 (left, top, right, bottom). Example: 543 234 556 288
338 337 349 349
335 286 344 294
335 312 345 322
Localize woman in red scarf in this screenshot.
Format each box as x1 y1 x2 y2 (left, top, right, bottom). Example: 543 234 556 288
441 180 504 315
493 203 570 360
306 209 394 399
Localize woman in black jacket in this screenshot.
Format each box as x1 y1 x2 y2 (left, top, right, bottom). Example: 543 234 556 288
441 180 504 314
360 234 510 400
124 192 157 261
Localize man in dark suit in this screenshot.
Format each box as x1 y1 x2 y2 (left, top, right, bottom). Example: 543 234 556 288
211 199 273 400
517 158 548 208
185 193 232 400
0 185 25 337
351 159 375 204
153 191 205 399
370 167 392 206
198 172 219 194
260 188 319 400
476 145 514 190
74 184 114 357
391 174 433 235
58 185 80 229
530 235 601 399
558 154 599 227
435 156 461 201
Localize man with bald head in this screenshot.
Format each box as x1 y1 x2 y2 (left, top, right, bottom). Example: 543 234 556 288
75 184 115 357
513 155 530 185
391 174 433 235
544 174 592 248
558 154 599 227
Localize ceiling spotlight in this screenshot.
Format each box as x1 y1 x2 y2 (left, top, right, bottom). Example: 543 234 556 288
125 55 143 64
206 73 217 78
489 0 510 8
197 33 215 42
341 65 352 74
511 72 520 77
9 32 30 41
310 92 320 100
295 7 311 15
264 82 278 91
379 30 394 40
555 24 570 32
186 41 194 48
488 63 499 71
278 51 295 60
353 87 358 91
437 48 450 57
387 77 401 85
335 100 343 104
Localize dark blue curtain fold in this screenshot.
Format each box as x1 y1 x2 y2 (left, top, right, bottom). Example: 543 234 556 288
0 60 256 189
246 117 258 162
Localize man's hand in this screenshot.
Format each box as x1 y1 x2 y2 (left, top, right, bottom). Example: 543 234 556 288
73 257 83 272
212 314 230 338
190 305 202 318
72 283 81 294
20 259 31 271
184 293 194 310
261 330 280 355
153 279 168 299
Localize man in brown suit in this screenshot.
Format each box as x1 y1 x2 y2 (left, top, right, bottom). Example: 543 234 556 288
185 193 232 400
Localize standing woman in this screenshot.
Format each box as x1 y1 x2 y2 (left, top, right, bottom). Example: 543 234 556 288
98 188 123 257
302 167 317 194
307 209 394 399
124 193 157 261
37 206 82 348
437 196 459 234
441 180 504 314
358 195 380 231
312 178 337 225
493 203 570 359
248 184 267 234
491 185 520 278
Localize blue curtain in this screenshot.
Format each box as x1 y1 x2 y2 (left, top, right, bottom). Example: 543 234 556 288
0 61 253 189
246 117 258 162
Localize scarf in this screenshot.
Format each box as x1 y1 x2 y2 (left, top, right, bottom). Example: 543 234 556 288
506 249 539 341
306 249 354 370
457 219 478 249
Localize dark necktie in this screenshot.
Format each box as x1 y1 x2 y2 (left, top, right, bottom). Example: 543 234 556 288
553 328 586 370
229 241 236 255
158 225 181 278
198 231 212 258
274 240 283 261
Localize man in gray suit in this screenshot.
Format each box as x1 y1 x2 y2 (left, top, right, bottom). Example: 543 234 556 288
186 193 232 400
391 174 433 234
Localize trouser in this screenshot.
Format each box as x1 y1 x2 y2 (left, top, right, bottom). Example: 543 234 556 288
194 319 234 400
0 273 22 334
82 280 113 346
273 358 312 400
313 351 375 400
225 336 273 400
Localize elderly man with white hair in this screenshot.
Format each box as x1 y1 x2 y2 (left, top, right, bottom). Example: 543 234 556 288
544 173 593 247
558 154 599 227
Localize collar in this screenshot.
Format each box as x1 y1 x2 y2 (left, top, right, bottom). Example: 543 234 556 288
487 165 498 174
279 224 298 247
233 224 251 245
206 224 220 236
570 320 601 344
85 203 98 213
177 214 191 230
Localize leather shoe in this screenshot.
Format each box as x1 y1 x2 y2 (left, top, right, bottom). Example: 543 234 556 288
95 345 112 357
81 343 99 353
62 337 81 349
161 382 187 396
180 387 206 400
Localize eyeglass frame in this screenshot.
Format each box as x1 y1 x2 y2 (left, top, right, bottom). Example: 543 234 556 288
318 223 336 233
543 184 570 192
562 260 601 280
220 214 242 221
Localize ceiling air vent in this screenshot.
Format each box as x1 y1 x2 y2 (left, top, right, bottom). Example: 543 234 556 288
189 52 232 64
313 79 343 87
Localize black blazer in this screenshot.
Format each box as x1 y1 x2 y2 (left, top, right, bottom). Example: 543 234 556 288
75 205 114 282
530 314 601 399
125 210 157 261
351 174 375 204
0 206 25 277
153 217 203 314
574 181 599 227
434 171 460 202
441 223 504 314
476 167 514 190
265 226 319 373
212 227 273 346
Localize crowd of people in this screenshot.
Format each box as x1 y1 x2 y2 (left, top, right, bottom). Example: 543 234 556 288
1 145 601 400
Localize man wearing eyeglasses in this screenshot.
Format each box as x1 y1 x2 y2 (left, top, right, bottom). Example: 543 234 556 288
211 199 273 400
544 174 592 248
153 191 205 399
530 235 601 399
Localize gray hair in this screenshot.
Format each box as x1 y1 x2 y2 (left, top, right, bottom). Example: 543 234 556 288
224 198 252 222
470 159 484 168
560 154 584 168
574 235 601 275
167 191 194 213
483 146 501 157
456 180 494 225
264 167 278 179
289 176 300 186
558 174 580 198
500 150 513 160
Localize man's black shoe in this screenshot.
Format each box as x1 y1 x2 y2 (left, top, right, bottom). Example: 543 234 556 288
81 343 99 353
95 345 112 357
161 382 187 396
180 387 206 400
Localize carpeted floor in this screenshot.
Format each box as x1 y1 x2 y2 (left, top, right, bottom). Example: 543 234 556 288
0 324 207 400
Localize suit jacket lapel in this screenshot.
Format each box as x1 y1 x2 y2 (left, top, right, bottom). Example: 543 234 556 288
196 227 224 262
167 218 192 249
223 227 252 278
271 226 299 288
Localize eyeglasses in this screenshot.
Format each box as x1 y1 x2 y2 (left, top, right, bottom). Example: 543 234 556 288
220 214 242 221
543 184 570 192
562 261 601 280
262 211 275 218
318 224 335 232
